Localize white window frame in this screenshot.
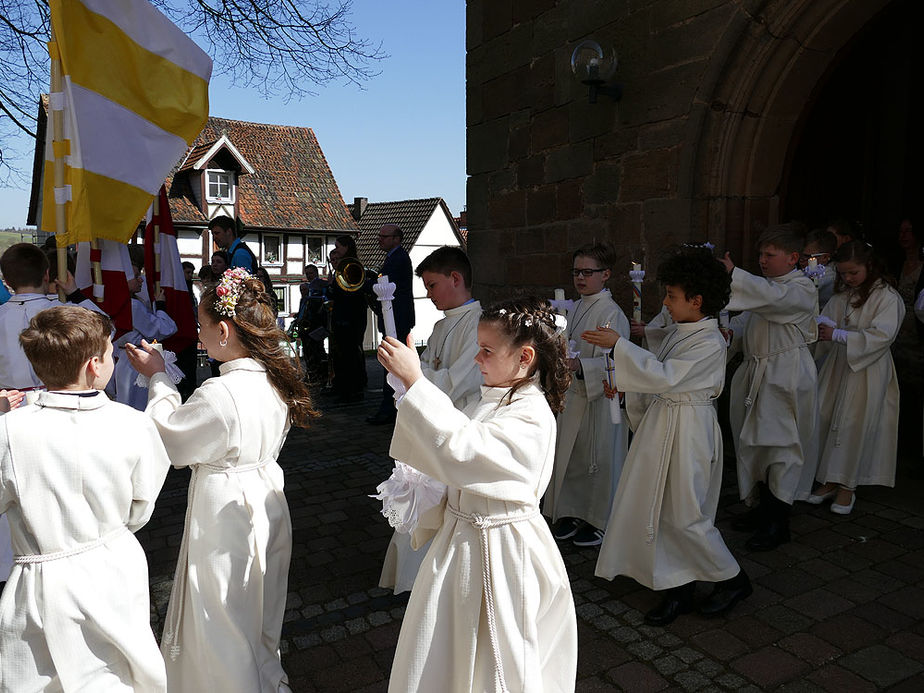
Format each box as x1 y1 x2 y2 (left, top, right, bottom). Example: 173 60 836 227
205 169 235 203
262 233 283 266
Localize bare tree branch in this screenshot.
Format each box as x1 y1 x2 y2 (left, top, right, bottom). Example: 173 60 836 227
0 0 385 176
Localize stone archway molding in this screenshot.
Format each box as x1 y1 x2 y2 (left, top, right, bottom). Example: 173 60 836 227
687 0 893 258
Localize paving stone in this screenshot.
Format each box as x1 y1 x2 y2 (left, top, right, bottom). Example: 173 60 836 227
714 672 746 689
690 629 749 661
576 602 604 619
674 669 712 691
653 654 686 676
693 659 723 678
782 588 854 621
607 661 670 691
753 604 815 634
627 640 664 661
838 644 924 687
777 632 840 666
757 568 825 597
810 613 886 650
886 631 924 661
731 646 810 688
724 616 784 649
877 585 924 620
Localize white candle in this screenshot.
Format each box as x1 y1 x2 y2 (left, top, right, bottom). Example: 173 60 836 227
554 288 565 302
374 274 398 338
807 257 819 286
630 262 643 323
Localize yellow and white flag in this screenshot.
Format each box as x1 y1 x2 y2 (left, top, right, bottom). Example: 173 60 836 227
41 0 212 244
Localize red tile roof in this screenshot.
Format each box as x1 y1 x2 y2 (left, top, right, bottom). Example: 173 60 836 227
168 117 358 234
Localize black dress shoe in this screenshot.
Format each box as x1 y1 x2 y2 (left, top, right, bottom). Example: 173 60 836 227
745 521 790 551
365 412 396 426
644 584 695 627
699 572 752 617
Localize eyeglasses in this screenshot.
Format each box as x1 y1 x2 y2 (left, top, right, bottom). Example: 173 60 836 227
572 268 606 277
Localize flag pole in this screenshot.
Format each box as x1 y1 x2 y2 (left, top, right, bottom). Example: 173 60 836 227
153 191 161 298
90 238 104 302
48 26 68 302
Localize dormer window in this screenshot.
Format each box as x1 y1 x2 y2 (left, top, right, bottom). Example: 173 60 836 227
206 170 235 203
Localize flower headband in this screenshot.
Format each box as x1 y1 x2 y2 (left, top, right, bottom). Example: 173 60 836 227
214 267 252 317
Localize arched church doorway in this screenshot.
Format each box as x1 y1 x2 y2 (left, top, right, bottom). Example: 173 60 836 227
782 0 922 249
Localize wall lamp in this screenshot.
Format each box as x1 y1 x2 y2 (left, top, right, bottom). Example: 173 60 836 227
571 40 622 103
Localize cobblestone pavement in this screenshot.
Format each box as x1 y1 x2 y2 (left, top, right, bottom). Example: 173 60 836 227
138 358 924 692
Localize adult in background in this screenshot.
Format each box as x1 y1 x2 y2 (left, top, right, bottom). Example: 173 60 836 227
176 261 199 400
326 236 368 402
296 265 328 384
367 224 415 425
209 215 257 273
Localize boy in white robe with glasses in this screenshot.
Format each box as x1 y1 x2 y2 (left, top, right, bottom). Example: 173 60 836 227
545 243 629 548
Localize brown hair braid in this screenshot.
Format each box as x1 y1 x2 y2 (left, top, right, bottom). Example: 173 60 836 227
479 297 571 414
201 275 318 428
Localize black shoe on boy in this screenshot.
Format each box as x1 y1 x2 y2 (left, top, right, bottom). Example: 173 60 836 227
699 570 752 617
644 582 696 627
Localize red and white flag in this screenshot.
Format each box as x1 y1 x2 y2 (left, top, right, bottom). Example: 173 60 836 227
75 240 134 336
144 186 197 353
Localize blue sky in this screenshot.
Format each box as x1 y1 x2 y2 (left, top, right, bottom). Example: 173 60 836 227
0 0 465 228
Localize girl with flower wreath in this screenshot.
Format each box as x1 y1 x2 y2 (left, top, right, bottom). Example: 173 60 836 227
127 267 316 692
376 297 577 693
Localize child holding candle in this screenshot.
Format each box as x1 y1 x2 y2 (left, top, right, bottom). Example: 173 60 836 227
378 247 483 594
545 243 630 548
126 268 317 692
800 228 838 309
376 297 576 693
807 241 904 514
583 249 750 625
721 223 818 551
113 253 177 411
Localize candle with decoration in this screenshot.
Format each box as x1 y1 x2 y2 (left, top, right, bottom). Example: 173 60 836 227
629 262 645 323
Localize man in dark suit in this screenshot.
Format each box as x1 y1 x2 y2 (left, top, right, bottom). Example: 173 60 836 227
367 223 416 424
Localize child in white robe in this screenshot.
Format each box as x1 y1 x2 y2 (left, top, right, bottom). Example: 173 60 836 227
114 259 176 410
546 243 630 547
379 247 483 594
0 305 170 692
722 224 818 552
800 228 838 310
584 251 751 626
807 241 905 514
377 297 577 693
127 267 317 693
0 243 106 391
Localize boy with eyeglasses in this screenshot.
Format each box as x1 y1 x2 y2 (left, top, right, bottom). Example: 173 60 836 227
544 243 629 547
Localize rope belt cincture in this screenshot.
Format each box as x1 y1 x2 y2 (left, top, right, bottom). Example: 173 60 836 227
742 342 809 407
15 525 129 564
446 504 540 693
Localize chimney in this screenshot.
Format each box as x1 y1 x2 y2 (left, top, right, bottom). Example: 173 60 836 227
352 196 368 221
